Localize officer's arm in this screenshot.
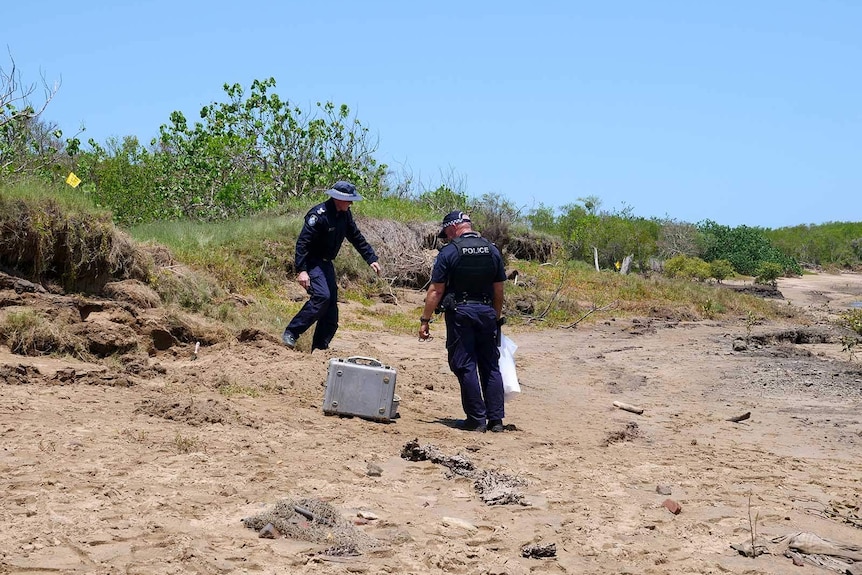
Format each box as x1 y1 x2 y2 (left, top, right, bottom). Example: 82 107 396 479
422 283 445 321
295 216 318 272
492 281 504 318
346 215 379 265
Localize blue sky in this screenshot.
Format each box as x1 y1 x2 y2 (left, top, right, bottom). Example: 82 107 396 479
3 1 860 228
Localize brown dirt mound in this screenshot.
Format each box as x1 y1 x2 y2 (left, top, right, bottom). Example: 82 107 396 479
135 396 254 427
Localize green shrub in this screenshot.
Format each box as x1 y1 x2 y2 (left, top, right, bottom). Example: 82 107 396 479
664 255 711 281
709 259 735 283
754 262 783 287
841 309 862 335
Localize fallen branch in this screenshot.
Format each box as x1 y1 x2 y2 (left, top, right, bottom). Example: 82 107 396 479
563 301 618 329
527 269 568 324
727 412 751 423
613 401 644 415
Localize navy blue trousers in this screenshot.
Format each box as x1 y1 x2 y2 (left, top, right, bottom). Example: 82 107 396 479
286 261 338 350
445 303 505 424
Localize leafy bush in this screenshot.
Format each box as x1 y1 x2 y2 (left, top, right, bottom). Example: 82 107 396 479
73 78 387 224
841 309 862 336
664 255 711 281
709 259 735 283
416 185 472 214
754 262 783 286
697 220 802 276
766 222 862 270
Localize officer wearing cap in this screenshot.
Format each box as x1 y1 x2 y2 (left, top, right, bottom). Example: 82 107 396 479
419 211 508 433
282 181 381 350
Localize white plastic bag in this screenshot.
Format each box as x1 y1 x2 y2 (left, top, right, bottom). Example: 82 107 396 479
498 333 520 400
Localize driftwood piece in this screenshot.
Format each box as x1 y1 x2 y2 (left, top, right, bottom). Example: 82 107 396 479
620 254 633 275
613 401 644 415
727 412 751 423
293 505 317 521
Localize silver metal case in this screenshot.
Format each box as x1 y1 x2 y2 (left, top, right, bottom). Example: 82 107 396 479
323 356 399 422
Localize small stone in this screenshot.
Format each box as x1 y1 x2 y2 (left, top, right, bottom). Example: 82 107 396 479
662 498 682 515
656 484 672 496
441 517 478 532
732 339 748 351
357 511 378 520
258 523 280 539
425 383 434 390
366 463 383 477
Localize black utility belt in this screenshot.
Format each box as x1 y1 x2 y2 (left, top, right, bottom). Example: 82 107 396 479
438 292 491 313
452 296 492 305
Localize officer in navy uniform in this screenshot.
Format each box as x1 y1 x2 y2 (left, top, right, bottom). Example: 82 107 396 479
419 211 508 433
282 181 381 350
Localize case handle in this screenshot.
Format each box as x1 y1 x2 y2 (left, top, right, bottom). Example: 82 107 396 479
346 356 383 367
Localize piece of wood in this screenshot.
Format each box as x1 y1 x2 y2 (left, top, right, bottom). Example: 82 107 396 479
613 401 644 415
727 411 751 423
293 505 316 521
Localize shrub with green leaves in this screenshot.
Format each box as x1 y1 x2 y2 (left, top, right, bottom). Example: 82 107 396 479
697 220 802 276
841 309 862 336
664 255 711 281
754 262 783 286
709 259 735 283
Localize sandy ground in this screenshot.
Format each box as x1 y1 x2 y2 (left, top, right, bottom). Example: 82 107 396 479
2 273 862 574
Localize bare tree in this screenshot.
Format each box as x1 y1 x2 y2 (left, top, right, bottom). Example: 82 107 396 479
1 50 63 174
657 219 699 258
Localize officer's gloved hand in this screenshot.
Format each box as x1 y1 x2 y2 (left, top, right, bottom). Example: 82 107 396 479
495 316 506 347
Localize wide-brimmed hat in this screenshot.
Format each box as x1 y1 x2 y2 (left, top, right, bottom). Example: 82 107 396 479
437 210 471 238
325 181 363 202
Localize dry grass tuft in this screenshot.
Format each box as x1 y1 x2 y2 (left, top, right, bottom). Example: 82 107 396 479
0 308 87 357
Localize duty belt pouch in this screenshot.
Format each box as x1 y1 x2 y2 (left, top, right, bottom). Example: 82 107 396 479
323 356 400 422
437 292 456 313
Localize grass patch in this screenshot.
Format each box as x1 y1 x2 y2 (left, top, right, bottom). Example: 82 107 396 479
349 196 440 222
216 374 263 398
172 432 203 454
504 259 795 327
382 312 421 335
0 309 85 356
0 178 108 216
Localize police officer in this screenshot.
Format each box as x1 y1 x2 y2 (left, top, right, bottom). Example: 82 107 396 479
282 181 381 350
419 211 507 433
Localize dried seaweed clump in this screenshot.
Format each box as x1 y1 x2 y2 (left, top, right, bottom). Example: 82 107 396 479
603 421 641 446
401 438 527 506
242 497 377 555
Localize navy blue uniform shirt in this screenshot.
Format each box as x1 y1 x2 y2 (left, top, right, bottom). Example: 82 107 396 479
431 232 506 300
295 199 378 272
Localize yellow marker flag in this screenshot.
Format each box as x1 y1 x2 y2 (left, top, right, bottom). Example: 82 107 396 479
66 172 81 188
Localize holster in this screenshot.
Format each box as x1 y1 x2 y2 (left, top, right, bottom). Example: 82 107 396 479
436 293 456 314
